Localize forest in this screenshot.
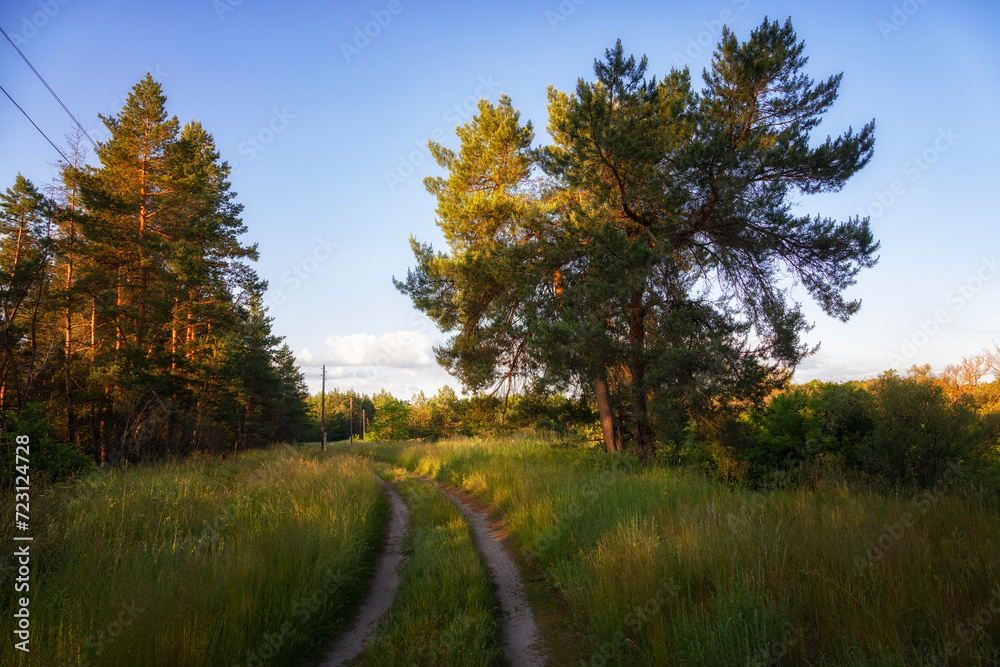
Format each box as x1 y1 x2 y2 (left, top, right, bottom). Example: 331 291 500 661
0 74 311 477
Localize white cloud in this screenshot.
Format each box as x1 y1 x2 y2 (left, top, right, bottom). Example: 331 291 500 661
300 330 435 368
297 331 459 399
793 350 880 384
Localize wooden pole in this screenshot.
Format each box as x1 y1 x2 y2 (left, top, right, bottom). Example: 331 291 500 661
321 364 326 451
349 395 354 444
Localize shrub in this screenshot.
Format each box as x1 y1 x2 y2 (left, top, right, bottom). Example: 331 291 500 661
857 372 985 487
741 381 873 483
704 375 995 491
1 402 94 485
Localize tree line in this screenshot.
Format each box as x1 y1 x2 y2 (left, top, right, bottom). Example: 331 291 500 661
1 75 310 477
324 348 999 493
305 384 596 443
695 358 1000 490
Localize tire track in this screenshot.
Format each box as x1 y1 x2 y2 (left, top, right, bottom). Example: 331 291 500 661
317 476 409 667
426 477 547 667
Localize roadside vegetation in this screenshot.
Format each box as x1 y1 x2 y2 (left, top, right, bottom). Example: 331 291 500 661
348 436 1000 665
0 446 384 666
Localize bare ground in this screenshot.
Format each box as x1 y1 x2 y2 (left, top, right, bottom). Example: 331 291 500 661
427 477 548 667
316 477 410 667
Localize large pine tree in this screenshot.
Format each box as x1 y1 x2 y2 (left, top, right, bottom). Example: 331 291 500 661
398 18 879 463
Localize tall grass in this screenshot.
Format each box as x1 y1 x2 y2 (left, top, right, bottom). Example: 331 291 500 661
346 435 1000 665
351 462 503 666
1 446 385 666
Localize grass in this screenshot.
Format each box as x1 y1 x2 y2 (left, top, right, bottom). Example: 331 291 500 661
342 434 1000 666
0 445 386 666
6 436 996 665
348 461 504 666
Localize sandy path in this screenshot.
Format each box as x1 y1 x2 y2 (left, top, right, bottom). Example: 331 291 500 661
317 477 409 667
428 478 547 667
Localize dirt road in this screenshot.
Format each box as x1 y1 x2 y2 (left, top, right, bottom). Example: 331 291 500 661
317 477 410 667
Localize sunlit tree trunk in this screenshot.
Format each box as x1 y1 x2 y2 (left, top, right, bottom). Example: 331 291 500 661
594 368 619 453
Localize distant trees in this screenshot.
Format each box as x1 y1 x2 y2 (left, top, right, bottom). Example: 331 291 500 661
0 75 310 471
410 385 461 440
306 389 375 441
397 18 878 463
943 341 1000 394
307 383 596 444
367 390 411 441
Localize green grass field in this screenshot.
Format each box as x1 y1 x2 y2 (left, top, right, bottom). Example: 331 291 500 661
5 436 998 666
344 435 1000 666
1 446 385 667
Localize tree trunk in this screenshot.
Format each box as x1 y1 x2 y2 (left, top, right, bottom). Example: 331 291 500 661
171 296 178 373
64 153 81 446
91 408 101 466
21 256 46 408
629 290 655 464
115 268 122 351
594 367 620 453
64 227 75 446
137 159 148 350
65 298 74 444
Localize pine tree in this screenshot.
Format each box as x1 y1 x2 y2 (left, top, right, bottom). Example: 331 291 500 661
79 74 179 359
398 18 879 463
63 75 290 459
51 129 91 446
397 95 545 392
0 174 53 409
272 344 310 443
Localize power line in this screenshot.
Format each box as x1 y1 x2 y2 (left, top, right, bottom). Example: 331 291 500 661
0 82 69 162
0 25 98 149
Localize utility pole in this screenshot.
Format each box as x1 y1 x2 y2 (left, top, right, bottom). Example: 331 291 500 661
349 395 354 444
321 364 326 451
362 408 366 440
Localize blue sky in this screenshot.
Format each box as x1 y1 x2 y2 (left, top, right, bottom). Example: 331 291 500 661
2 0 998 397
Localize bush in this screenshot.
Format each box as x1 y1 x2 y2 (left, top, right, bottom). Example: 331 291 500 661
741 381 873 483
707 375 996 491
1 402 94 485
857 372 985 487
